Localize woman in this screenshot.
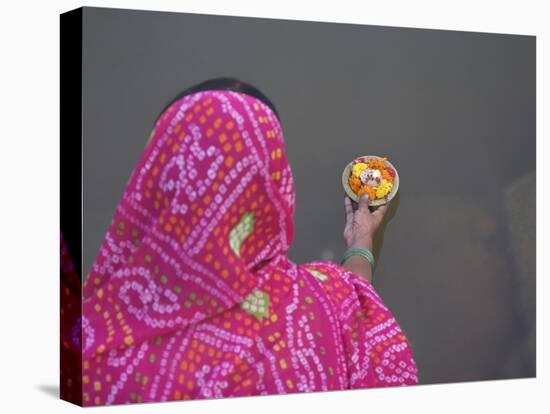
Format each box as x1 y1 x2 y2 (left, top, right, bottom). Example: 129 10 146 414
71 78 417 405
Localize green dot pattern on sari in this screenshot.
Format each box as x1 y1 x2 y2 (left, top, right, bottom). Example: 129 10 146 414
308 268 329 282
241 289 270 320
229 211 255 257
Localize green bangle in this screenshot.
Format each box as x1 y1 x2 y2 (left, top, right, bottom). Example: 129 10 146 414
340 246 376 273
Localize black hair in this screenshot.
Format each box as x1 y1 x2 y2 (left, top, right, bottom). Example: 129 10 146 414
156 77 280 122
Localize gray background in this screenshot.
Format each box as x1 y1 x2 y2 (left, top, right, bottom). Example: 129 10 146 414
82 7 536 385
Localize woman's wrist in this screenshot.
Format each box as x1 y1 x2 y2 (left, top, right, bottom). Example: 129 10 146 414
342 253 373 283
348 237 374 251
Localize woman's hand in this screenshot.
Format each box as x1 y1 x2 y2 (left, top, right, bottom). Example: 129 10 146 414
342 194 390 283
343 194 390 251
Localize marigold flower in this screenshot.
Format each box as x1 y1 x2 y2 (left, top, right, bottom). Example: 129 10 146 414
348 175 362 193
357 185 369 196
365 186 377 200
366 157 386 171
381 169 394 183
376 179 393 198
351 162 369 178
348 157 395 201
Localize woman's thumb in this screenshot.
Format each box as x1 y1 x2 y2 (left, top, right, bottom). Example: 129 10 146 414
358 193 370 212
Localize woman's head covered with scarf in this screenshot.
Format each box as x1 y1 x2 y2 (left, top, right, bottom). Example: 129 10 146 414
83 86 297 358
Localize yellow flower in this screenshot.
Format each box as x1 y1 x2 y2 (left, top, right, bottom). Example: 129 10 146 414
376 179 393 198
351 162 368 178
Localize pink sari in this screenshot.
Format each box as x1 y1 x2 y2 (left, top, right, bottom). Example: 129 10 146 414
70 90 417 405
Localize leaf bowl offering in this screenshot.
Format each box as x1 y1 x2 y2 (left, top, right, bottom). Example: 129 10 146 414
342 155 400 206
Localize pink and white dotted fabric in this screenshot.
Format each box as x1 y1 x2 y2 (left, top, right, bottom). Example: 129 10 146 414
75 90 417 406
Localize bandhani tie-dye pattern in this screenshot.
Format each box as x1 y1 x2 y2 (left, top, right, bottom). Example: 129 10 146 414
74 90 417 406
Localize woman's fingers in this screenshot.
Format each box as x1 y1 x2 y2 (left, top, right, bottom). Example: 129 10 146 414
344 197 354 226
